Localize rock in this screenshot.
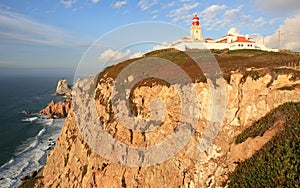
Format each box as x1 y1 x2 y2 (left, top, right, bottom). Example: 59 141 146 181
34 70 300 187
39 99 71 119
55 78 72 96
21 175 30 181
31 171 38 178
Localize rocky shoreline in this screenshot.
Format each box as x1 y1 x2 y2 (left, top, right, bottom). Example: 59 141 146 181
39 99 71 119
39 78 73 119
19 78 73 187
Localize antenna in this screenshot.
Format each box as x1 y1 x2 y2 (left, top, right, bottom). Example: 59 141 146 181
278 30 280 51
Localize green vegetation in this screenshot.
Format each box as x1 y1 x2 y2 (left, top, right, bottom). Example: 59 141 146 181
278 84 300 91
241 70 260 83
227 49 272 56
236 102 300 144
95 48 300 100
226 102 300 187
81 165 88 180
272 68 300 81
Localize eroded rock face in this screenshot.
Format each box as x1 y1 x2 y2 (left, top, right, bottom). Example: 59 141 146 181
39 99 71 119
55 78 72 96
34 71 300 187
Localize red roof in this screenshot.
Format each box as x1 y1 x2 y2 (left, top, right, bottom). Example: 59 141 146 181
231 36 254 43
220 33 234 38
205 38 214 40
182 36 190 40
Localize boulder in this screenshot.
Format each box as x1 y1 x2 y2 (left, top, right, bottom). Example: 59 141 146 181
55 78 72 96
39 99 71 119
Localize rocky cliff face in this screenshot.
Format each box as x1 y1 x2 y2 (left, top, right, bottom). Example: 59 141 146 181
39 99 71 119
34 69 300 187
55 78 72 96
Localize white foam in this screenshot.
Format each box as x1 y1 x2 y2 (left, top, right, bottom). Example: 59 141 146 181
37 128 46 137
0 116 64 188
21 117 38 122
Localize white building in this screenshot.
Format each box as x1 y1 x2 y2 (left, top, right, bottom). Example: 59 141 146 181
172 15 278 52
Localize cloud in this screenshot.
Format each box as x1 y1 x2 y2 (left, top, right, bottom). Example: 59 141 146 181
227 27 240 35
0 61 8 65
152 42 169 51
199 5 245 31
222 5 243 24
163 1 175 9
92 0 100 3
130 52 144 59
168 2 199 24
253 17 267 28
258 13 300 51
255 0 300 15
98 49 131 62
138 0 158 11
112 1 127 9
0 9 71 46
200 5 226 21
60 0 76 8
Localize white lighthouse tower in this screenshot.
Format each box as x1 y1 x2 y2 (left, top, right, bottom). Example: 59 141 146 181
190 14 203 41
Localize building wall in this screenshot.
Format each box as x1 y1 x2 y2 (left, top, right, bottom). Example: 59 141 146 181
190 25 203 41
229 42 255 50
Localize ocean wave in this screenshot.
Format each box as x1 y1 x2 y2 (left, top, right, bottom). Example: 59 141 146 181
21 117 38 122
0 119 63 188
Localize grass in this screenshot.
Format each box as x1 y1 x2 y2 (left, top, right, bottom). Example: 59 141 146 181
240 70 260 83
236 102 300 144
95 48 300 100
227 102 300 187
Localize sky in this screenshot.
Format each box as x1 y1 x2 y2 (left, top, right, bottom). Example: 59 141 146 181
0 0 300 73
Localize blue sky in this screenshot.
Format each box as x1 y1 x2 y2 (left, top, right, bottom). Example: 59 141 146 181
0 0 300 71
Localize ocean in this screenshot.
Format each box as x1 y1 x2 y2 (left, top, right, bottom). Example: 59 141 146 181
0 69 73 187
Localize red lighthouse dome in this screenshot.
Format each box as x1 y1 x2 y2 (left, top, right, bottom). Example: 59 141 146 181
192 14 199 26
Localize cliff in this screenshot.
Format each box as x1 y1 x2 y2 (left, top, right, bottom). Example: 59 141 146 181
55 78 72 96
30 50 300 187
39 99 71 119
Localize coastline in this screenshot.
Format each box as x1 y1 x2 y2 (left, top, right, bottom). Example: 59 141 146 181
0 77 72 188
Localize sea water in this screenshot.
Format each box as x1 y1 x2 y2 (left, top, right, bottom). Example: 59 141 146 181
0 69 73 187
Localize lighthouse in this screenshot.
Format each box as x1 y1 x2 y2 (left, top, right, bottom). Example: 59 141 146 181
190 14 203 41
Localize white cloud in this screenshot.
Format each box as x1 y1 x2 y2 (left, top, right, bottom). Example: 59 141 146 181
253 17 267 28
163 1 175 9
138 0 158 11
60 0 76 8
99 49 131 62
0 61 8 65
199 5 244 30
200 5 226 21
152 42 169 51
222 5 243 24
92 0 100 4
130 52 144 59
0 9 71 46
168 2 199 23
258 13 300 51
112 1 127 9
227 27 240 35
255 0 300 15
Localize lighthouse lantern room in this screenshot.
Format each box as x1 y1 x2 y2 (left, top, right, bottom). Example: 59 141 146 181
190 14 203 41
